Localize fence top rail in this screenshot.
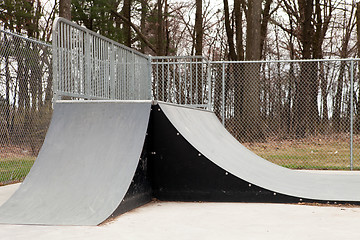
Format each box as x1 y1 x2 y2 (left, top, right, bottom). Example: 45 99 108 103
151 55 209 62
0 29 51 47
211 58 360 64
52 17 150 60
152 61 210 65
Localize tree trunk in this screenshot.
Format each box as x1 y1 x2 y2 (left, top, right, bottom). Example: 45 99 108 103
213 63 223 120
356 2 360 133
164 0 170 55
233 0 244 126
157 0 165 56
260 0 273 59
241 0 264 142
333 63 345 132
5 49 11 133
319 62 328 132
234 0 244 61
195 0 203 56
246 0 262 61
294 0 313 138
59 0 71 20
194 0 203 104
122 0 132 47
223 0 237 60
140 0 147 52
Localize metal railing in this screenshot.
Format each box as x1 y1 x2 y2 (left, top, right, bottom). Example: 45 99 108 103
151 56 212 109
52 17 151 101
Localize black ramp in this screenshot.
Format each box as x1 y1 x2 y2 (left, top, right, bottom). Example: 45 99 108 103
157 102 360 202
0 101 151 225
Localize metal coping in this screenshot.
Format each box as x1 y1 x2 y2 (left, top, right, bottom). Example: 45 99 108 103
56 100 213 113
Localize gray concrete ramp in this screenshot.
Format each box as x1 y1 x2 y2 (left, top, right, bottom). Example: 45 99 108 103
0 101 151 225
158 102 360 202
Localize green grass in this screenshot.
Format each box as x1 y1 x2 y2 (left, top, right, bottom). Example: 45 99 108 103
244 135 360 170
0 135 359 186
0 157 35 184
255 150 356 170
279 164 360 170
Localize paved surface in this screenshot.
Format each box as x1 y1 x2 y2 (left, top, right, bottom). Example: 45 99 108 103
0 101 151 225
1 183 360 240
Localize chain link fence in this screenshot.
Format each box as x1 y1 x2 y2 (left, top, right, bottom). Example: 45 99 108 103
0 30 52 185
1 25 360 185
153 58 360 170
151 56 211 108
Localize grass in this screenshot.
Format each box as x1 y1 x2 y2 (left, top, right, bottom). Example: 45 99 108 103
0 134 359 186
243 134 360 170
0 157 35 185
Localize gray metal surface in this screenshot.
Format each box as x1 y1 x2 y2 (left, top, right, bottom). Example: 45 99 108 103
0 101 151 225
158 102 360 202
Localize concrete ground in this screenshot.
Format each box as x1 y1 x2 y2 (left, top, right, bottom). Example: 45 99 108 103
0 183 360 240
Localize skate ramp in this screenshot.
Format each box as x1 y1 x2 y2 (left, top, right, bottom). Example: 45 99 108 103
0 101 152 225
2 100 360 226
152 102 360 202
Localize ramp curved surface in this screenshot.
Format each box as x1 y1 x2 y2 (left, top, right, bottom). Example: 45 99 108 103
0 101 151 225
158 102 360 202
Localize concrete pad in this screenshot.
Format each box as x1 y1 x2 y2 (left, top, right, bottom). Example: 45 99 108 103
0 184 20 206
1 184 360 240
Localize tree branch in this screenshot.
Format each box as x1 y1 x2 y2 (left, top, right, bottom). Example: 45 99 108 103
111 9 157 53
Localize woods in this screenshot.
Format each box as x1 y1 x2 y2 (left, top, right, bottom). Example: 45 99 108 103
0 1 54 156
2 0 358 60
1 0 360 147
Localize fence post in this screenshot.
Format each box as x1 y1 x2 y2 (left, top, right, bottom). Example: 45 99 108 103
148 56 153 100
207 60 212 110
350 59 354 170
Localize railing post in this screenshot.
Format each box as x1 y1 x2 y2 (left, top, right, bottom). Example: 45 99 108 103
132 53 135 100
148 56 153 100
84 31 91 98
110 43 115 99
52 19 59 103
350 59 354 170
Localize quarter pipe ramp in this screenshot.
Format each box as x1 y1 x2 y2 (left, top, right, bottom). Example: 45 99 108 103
151 102 360 202
0 101 152 225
